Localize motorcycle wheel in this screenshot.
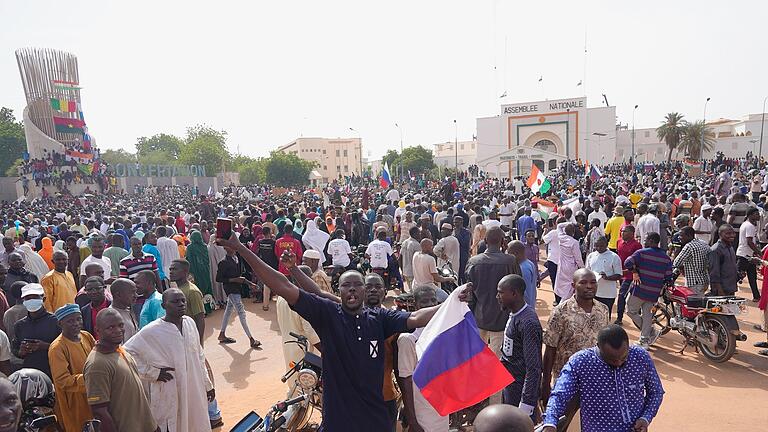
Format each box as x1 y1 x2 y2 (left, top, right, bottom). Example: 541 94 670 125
632 303 671 335
698 315 737 363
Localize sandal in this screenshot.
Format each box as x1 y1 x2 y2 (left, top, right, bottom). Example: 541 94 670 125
753 341 768 348
250 339 262 349
759 349 768 357
262 305 270 311
218 336 236 344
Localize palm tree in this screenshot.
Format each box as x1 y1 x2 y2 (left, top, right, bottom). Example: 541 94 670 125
656 112 685 163
679 120 716 160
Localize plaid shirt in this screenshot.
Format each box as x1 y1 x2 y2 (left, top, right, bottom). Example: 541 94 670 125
673 238 711 291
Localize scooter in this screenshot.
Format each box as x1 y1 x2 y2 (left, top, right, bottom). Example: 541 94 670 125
231 333 323 431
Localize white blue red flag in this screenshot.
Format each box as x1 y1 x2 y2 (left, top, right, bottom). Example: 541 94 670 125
589 164 602 181
413 287 514 415
379 162 392 188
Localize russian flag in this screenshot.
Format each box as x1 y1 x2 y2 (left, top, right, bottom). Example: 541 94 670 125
589 164 602 181
413 288 514 416
379 162 392 188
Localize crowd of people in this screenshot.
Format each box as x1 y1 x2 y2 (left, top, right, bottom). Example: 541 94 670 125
0 153 763 432
16 146 115 197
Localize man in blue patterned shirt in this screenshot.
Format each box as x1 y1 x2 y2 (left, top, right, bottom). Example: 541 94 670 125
541 325 664 432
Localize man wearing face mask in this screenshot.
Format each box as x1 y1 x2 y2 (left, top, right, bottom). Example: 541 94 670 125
12 283 61 377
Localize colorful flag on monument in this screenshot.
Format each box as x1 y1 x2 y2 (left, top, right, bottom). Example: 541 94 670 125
526 164 551 194
52 80 81 90
53 116 86 134
50 98 79 113
413 288 514 416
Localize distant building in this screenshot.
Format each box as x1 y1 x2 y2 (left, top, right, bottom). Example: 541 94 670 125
475 97 616 178
615 115 767 163
433 140 478 171
277 137 363 184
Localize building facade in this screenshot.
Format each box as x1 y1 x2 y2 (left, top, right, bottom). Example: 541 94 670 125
433 140 478 171
475 96 617 178
277 137 363 184
615 114 768 163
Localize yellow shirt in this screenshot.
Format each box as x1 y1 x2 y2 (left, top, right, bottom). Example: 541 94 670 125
629 193 643 209
604 216 625 250
41 270 77 313
48 331 96 432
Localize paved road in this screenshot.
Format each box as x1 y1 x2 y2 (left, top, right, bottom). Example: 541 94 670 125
203 279 768 430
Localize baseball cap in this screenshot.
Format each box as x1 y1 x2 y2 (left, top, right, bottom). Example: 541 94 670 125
21 283 44 298
701 203 713 212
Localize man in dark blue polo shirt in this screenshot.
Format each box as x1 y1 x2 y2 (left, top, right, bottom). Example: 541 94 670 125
218 234 468 432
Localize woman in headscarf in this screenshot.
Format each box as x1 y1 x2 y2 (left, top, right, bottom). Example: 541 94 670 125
54 239 65 252
186 230 214 313
173 234 187 258
293 219 305 236
115 228 131 251
208 232 227 307
302 219 330 265
37 237 55 270
251 223 264 244
20 244 49 279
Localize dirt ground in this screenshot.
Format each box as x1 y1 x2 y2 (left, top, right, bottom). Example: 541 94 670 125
203 278 768 431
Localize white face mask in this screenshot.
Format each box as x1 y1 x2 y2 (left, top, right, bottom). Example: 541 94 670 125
23 298 43 312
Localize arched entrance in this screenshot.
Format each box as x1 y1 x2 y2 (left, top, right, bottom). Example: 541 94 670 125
533 139 557 153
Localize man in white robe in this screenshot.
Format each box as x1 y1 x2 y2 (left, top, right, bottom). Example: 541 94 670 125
554 222 585 301
125 288 213 432
155 227 181 280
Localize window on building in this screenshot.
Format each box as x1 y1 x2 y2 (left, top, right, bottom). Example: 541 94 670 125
343 150 348 157
336 165 341 172
344 165 348 172
336 150 340 157
533 139 557 153
323 165 327 170
644 131 650 138
549 159 558 170
323 149 326 154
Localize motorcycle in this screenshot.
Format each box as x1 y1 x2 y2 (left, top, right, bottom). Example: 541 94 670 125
394 262 457 311
649 281 747 362
232 332 323 431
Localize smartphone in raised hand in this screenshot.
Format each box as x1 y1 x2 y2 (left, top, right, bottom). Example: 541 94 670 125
216 217 233 239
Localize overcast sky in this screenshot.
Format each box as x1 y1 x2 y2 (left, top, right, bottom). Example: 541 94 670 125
1 1 766 161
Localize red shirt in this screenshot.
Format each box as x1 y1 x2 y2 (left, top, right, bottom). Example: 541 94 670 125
91 298 110 339
617 238 643 280
275 235 303 275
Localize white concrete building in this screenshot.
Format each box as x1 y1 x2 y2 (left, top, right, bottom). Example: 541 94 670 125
475 97 617 178
433 140 478 171
615 114 768 162
277 137 363 184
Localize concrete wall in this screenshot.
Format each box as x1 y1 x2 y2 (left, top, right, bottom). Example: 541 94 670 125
0 178 19 203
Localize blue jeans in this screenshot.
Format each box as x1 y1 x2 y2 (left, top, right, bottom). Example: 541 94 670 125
221 293 253 339
615 279 633 320
208 398 221 420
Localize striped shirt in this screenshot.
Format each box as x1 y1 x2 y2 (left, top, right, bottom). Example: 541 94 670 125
623 247 673 302
119 253 158 280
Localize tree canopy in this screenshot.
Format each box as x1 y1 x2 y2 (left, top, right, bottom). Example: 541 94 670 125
0 108 26 176
264 151 316 187
379 146 435 177
656 112 685 163
135 133 183 159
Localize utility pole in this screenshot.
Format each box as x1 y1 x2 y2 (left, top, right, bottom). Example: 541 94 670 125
454 120 458 173
759 96 767 161
632 104 638 169
703 97 710 160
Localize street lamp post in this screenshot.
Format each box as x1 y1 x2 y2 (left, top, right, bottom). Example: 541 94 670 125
759 96 767 161
702 97 710 160
349 127 363 176
395 123 403 180
454 120 458 173
632 104 638 169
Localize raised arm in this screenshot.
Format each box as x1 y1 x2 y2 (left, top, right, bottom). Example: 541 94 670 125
217 234 300 305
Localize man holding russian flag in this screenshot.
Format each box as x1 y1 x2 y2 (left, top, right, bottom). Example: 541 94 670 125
216 233 484 432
